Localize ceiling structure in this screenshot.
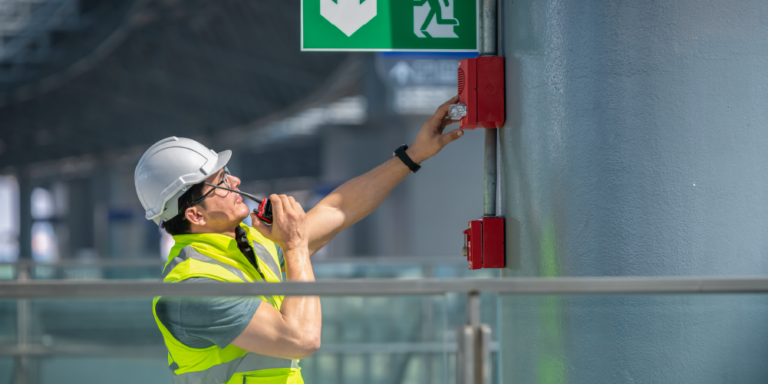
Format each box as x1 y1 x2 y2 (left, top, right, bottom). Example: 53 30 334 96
0 0 350 168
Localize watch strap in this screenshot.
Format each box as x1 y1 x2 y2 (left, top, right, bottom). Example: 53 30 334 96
393 144 421 173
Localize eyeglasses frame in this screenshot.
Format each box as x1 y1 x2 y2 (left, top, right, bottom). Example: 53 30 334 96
189 166 232 207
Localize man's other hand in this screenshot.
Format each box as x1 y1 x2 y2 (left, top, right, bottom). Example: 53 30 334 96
238 195 320 359
251 194 308 252
407 95 464 163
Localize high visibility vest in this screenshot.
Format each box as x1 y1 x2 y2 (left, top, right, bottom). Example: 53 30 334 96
152 223 304 384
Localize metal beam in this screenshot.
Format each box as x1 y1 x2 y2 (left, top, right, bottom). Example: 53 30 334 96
130 32 325 90
0 256 466 268
2 277 768 298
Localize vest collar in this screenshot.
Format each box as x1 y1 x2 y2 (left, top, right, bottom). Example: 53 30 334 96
171 225 246 265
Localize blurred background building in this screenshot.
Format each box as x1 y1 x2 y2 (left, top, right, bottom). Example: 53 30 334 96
0 0 487 265
0 0 491 383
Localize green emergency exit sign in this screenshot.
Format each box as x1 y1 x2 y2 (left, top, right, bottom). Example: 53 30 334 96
301 0 478 52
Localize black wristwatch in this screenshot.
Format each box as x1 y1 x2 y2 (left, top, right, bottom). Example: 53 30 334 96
393 144 421 173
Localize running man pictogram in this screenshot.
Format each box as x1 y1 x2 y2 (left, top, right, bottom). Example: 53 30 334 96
414 0 458 38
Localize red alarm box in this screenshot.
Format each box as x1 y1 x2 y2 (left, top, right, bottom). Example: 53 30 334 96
463 216 505 270
463 220 483 270
457 57 505 129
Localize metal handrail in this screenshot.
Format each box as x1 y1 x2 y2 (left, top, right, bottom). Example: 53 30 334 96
0 342 501 357
2 276 768 298
0 256 466 268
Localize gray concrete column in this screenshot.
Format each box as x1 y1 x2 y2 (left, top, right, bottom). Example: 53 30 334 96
499 0 768 382
17 169 32 260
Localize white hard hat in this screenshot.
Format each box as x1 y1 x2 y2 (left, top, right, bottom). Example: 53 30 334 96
134 137 231 224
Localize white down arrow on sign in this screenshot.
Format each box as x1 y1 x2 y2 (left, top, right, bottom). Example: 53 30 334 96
320 0 377 37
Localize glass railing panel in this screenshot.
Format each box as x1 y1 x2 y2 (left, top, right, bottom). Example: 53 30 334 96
28 299 161 348
0 293 503 384
0 300 16 345
320 295 445 343
38 357 170 384
300 294 455 383
497 294 768 383
0 265 14 281
300 352 451 384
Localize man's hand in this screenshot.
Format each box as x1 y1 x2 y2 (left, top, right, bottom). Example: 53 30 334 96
251 194 308 252
406 95 464 164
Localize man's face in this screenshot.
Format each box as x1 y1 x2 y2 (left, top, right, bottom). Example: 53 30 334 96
190 168 250 232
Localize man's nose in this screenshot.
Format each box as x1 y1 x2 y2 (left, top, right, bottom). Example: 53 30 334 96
231 174 241 188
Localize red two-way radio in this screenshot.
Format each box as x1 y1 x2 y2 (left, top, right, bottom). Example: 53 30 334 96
253 199 273 224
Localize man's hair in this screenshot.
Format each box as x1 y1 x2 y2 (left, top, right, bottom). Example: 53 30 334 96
160 182 207 236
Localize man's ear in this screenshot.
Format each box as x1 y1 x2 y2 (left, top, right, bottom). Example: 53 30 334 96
184 206 206 226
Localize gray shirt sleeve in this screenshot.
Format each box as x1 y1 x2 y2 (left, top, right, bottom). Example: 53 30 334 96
155 277 262 349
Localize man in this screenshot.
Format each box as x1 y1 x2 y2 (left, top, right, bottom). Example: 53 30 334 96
134 97 464 384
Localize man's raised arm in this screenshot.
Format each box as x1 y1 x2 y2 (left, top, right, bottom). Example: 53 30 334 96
306 96 464 256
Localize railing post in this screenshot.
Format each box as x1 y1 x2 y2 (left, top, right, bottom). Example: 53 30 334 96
479 324 492 384
457 324 474 384
14 264 31 384
457 291 492 384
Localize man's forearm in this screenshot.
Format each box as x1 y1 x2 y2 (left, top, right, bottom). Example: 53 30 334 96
280 248 321 354
306 148 424 255
284 248 314 282
305 96 463 255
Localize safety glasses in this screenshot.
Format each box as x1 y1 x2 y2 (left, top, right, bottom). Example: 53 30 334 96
190 167 232 207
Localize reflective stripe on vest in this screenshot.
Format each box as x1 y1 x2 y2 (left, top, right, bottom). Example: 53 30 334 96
251 241 282 282
163 238 281 283
169 353 299 384
161 246 250 282
162 245 280 311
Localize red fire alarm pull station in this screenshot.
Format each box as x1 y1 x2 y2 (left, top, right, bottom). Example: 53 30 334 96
449 57 505 129
453 57 506 270
463 217 505 270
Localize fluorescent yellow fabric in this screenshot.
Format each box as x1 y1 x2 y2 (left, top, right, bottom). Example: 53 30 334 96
153 223 301 384
242 368 305 384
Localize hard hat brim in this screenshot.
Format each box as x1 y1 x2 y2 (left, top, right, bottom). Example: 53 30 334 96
209 150 232 180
